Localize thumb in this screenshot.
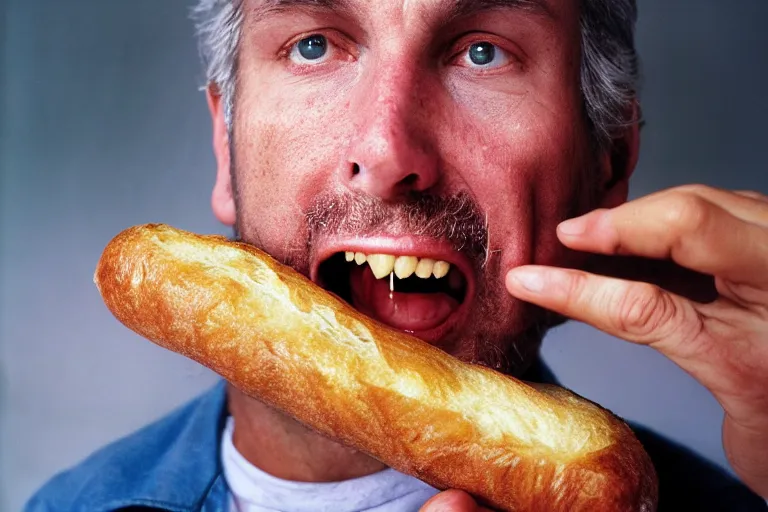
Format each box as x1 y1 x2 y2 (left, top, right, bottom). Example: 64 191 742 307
420 490 491 512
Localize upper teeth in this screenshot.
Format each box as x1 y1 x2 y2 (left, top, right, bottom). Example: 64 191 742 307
366 254 397 279
344 252 452 280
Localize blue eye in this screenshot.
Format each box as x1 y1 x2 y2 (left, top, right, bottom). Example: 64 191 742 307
469 42 495 66
293 34 328 62
463 41 510 69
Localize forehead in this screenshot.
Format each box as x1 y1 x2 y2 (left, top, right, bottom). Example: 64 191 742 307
245 0 565 25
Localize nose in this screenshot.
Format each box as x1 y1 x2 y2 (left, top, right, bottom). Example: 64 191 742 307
342 67 439 201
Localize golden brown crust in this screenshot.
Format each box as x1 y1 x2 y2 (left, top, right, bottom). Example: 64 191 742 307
94 224 658 511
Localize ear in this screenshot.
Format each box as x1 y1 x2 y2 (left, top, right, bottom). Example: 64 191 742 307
207 85 236 226
594 101 641 210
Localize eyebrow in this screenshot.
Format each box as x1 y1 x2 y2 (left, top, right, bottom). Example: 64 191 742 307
248 0 553 23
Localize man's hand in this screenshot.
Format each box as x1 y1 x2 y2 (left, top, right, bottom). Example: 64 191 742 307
419 490 493 511
505 185 768 497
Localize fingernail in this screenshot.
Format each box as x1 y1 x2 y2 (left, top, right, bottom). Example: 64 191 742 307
511 269 545 293
558 216 587 236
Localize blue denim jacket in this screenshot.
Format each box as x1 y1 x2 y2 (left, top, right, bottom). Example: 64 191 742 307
25 381 231 512
24 374 768 511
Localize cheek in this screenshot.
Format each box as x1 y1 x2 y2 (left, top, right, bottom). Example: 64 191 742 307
231 77 352 258
438 92 590 268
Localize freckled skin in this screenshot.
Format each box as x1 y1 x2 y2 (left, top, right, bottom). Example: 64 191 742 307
207 0 636 484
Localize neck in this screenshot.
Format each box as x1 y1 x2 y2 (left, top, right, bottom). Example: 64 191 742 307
226 383 388 482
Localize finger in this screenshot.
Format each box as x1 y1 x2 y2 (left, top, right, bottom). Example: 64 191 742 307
506 266 704 356
674 185 768 227
420 490 492 512
507 265 768 427
734 189 768 204
556 195 768 286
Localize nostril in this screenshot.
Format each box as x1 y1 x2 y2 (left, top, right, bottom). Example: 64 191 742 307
400 173 418 187
352 163 361 176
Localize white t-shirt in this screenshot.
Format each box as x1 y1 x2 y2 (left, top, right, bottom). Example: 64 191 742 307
221 417 439 512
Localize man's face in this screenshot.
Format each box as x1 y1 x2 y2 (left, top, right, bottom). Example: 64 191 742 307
211 0 618 375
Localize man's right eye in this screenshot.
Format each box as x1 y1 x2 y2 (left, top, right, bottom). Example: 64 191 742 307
290 34 330 64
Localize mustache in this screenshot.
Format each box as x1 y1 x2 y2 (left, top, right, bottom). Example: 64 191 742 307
304 190 490 265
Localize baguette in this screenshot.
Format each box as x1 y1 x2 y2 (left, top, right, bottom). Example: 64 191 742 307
94 223 658 511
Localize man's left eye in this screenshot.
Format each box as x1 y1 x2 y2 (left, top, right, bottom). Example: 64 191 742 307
461 42 510 69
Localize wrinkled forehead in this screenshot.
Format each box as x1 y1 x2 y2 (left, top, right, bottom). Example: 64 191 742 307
243 0 568 28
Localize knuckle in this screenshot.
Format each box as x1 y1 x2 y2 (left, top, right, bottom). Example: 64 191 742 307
675 183 711 196
615 284 675 338
663 193 711 232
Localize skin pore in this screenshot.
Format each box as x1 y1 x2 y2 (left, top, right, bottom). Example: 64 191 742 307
207 0 638 483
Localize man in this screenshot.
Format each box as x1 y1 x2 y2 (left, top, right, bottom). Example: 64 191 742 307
25 0 768 510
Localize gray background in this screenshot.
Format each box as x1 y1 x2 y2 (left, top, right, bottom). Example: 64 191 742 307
1 1 767 510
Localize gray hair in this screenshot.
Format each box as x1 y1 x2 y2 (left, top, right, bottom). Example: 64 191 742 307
191 0 244 125
191 0 639 146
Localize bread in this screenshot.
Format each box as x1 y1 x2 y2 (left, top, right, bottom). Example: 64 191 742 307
94 223 658 511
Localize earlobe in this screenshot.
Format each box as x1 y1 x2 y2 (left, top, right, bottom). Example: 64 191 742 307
207 85 237 226
595 102 641 210
212 170 236 226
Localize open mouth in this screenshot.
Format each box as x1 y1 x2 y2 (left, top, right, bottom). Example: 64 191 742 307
313 243 473 342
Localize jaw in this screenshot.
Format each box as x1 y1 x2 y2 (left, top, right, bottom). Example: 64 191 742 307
311 235 477 346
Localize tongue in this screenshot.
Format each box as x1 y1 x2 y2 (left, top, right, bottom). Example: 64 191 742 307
349 265 459 332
